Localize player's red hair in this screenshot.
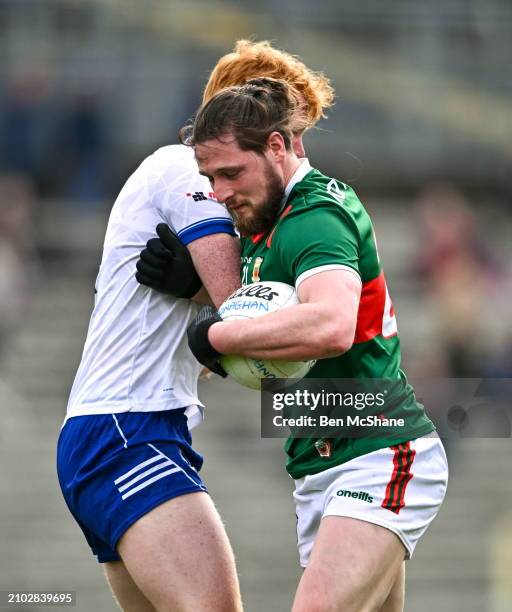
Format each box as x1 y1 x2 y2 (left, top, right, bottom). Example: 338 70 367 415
203 40 334 133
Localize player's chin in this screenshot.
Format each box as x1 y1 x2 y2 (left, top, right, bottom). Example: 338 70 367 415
232 209 253 233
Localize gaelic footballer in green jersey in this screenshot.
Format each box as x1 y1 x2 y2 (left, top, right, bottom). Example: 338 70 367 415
239 159 435 478
170 77 447 608
182 78 435 478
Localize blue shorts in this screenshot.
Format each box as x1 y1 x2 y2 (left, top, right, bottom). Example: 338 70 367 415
57 409 206 563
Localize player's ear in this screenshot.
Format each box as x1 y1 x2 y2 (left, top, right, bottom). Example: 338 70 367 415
266 131 287 162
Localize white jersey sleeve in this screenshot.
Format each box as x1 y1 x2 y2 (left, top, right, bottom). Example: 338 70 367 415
147 146 235 244
66 145 235 427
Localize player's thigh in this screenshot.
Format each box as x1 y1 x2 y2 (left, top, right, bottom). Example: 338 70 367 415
379 562 405 612
104 560 157 612
292 516 405 612
118 491 242 612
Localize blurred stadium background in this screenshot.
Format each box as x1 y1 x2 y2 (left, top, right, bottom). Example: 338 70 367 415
0 1 511 610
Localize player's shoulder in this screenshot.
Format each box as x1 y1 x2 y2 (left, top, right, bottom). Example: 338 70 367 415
279 167 372 242
144 144 199 178
127 144 211 202
121 144 197 188
291 167 361 213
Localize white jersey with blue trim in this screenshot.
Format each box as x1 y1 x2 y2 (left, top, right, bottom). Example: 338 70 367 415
66 145 235 427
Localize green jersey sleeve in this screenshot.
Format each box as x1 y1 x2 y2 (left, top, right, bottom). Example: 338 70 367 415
274 202 361 285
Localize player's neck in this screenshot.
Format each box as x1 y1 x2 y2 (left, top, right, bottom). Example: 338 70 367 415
282 154 301 187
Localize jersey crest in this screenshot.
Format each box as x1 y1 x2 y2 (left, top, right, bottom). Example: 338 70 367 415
251 257 263 282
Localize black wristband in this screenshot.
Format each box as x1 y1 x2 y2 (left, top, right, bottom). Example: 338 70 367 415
187 306 222 366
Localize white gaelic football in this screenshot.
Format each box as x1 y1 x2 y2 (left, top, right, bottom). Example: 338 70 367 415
218 281 316 390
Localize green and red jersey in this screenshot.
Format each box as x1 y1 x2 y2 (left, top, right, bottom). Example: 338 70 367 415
240 160 434 479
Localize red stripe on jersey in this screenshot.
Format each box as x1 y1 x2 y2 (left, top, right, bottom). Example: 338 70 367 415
354 271 386 343
266 205 293 248
381 442 416 515
250 232 265 244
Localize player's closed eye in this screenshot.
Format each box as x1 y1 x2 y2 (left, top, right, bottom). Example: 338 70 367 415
220 170 240 179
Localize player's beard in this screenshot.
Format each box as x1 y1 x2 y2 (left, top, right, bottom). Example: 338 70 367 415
231 162 285 236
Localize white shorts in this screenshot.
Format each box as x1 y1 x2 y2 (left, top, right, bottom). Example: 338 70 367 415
293 435 448 567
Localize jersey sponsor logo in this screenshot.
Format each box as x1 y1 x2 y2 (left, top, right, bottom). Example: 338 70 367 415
336 489 374 503
185 191 217 201
354 271 398 344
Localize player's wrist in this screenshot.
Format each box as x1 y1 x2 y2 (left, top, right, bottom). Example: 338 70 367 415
187 306 227 378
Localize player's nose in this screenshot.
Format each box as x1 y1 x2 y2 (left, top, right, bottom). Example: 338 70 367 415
214 180 235 204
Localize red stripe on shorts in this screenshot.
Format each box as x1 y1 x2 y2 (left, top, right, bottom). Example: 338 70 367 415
381 442 416 515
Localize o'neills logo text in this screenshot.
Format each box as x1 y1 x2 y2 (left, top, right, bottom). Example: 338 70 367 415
229 284 278 302
337 490 374 503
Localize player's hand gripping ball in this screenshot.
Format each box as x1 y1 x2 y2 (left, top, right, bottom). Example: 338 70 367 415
218 282 316 390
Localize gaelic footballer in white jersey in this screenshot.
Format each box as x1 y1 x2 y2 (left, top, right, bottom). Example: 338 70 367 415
65 145 235 428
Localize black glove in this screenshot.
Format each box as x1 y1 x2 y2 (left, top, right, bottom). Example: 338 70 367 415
135 223 202 298
187 305 227 378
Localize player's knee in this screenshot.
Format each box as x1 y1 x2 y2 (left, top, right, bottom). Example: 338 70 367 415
294 570 369 612
152 593 241 612
294 582 348 612
145 574 242 612
295 592 354 612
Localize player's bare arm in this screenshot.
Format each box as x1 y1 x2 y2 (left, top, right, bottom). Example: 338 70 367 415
187 232 241 308
208 269 361 360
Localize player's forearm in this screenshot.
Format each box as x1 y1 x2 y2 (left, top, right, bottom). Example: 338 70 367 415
188 234 241 309
208 302 354 361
